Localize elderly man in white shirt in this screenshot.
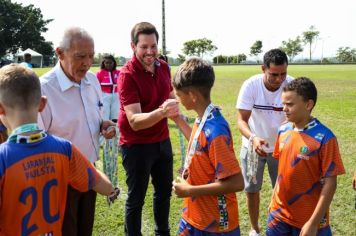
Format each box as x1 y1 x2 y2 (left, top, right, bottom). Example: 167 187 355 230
39 27 115 236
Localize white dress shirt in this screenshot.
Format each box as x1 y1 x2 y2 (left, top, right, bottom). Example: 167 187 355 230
39 63 103 163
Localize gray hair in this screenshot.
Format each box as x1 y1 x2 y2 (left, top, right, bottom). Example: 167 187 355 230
58 27 94 51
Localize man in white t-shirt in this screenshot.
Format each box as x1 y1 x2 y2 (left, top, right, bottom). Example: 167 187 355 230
236 49 293 236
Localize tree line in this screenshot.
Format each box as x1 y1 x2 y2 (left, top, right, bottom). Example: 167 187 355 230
1 0 355 66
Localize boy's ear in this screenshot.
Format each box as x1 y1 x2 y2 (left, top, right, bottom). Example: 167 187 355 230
188 90 197 103
38 96 47 112
306 99 315 111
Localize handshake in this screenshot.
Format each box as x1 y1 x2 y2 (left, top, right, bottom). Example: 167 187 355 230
160 99 180 118
107 187 121 206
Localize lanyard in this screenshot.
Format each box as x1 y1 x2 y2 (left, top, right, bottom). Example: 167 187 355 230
11 123 40 136
182 103 215 178
8 123 44 144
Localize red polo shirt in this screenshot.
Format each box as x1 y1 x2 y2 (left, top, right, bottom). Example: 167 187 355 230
118 55 172 145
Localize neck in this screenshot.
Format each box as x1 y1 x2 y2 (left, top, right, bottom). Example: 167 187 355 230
195 100 212 118
6 111 38 132
293 116 313 130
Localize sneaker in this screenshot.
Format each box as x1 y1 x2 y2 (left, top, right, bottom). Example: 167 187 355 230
249 229 261 236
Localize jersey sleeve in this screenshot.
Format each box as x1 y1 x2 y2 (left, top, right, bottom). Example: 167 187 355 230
208 134 241 180
319 137 345 177
118 72 140 106
69 145 100 191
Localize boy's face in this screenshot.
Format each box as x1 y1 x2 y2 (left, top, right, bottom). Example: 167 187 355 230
175 89 194 110
282 90 313 124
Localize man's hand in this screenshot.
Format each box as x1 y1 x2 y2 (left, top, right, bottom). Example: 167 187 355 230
252 136 269 157
101 120 116 139
160 99 179 119
172 176 191 198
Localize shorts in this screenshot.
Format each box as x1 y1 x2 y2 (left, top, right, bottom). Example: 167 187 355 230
178 218 240 236
266 213 332 236
240 146 278 193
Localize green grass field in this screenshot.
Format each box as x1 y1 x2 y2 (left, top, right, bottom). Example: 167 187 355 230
35 64 356 236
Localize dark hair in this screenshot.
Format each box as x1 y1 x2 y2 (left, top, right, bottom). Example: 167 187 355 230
158 55 168 63
173 58 214 99
131 22 159 45
0 64 41 109
263 48 288 68
24 53 32 62
100 54 117 70
283 77 317 105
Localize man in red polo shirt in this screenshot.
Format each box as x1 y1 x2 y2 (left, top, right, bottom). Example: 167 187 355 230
118 22 179 236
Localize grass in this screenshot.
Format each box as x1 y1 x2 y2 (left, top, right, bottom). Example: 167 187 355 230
34 64 356 236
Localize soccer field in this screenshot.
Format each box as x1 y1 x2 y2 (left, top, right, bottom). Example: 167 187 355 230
35 64 356 236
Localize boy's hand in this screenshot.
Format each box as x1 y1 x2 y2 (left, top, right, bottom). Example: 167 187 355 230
300 220 318 236
172 176 191 198
107 187 120 206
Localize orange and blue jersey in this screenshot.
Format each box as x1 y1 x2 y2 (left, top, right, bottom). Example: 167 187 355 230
269 118 345 229
181 109 241 233
0 133 100 236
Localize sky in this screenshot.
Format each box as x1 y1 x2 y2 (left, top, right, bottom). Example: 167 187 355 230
14 0 356 60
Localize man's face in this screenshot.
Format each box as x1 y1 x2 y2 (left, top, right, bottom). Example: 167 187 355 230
57 38 94 83
262 63 288 91
131 34 158 68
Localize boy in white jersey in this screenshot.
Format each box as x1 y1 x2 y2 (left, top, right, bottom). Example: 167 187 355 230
236 49 293 236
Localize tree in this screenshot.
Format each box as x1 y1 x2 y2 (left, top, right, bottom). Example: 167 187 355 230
336 47 356 63
237 53 247 63
302 25 319 61
280 36 303 62
0 0 53 57
182 38 217 58
250 40 263 62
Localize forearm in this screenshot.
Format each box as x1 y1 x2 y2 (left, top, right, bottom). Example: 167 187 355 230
238 119 253 139
172 115 191 140
93 170 114 196
188 174 244 198
129 107 166 131
307 177 336 226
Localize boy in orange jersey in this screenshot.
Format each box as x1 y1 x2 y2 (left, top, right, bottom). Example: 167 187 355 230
0 64 119 235
267 77 345 236
171 58 244 235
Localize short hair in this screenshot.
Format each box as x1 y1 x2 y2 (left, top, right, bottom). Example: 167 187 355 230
158 55 168 63
24 53 32 62
131 22 159 45
58 26 94 51
173 58 214 99
283 77 317 105
0 64 41 109
100 54 117 70
263 48 288 68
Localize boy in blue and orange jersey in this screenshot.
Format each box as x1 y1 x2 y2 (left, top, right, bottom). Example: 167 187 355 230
267 77 345 236
171 58 244 235
0 64 118 235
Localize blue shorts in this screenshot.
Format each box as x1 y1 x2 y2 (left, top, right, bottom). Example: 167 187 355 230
266 213 332 236
240 146 278 193
178 218 240 236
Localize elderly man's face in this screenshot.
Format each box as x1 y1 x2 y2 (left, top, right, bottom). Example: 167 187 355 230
57 38 94 83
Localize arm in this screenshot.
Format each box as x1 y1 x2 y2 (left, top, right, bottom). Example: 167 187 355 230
92 170 115 196
125 99 179 131
300 176 337 236
172 172 244 198
237 109 268 156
